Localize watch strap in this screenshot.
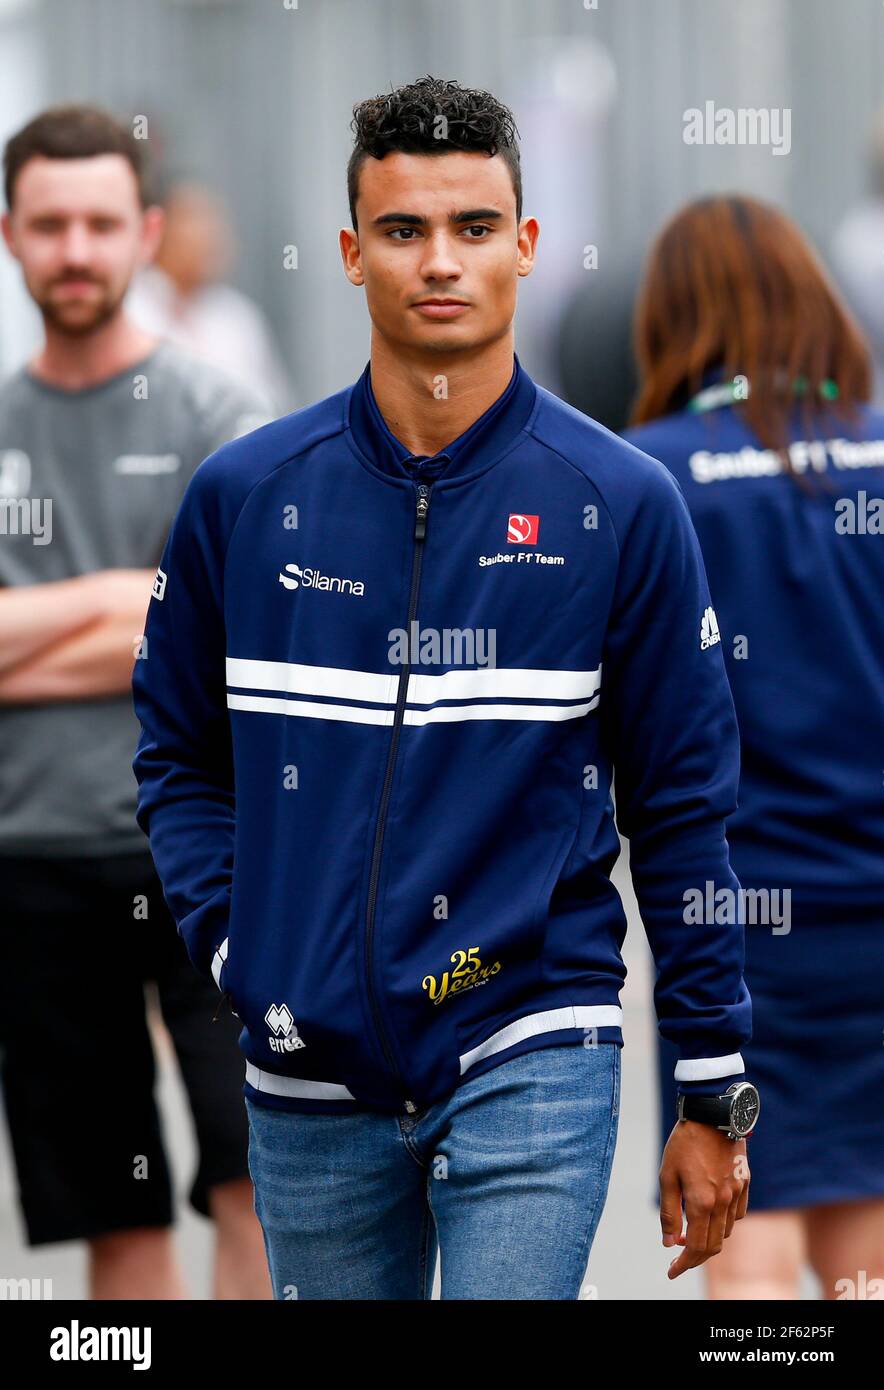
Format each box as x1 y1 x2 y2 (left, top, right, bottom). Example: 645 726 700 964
678 1091 732 1128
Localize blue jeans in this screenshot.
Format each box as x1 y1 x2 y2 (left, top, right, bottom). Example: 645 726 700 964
245 1041 621 1300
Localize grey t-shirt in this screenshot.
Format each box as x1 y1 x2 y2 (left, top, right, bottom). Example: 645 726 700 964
0 340 271 856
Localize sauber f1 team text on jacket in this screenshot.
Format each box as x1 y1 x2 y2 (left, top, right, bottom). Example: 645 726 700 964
132 353 752 1116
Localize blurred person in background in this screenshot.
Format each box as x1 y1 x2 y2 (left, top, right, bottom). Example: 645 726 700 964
556 267 638 434
126 180 293 412
832 108 884 409
624 195 884 1300
0 104 272 1299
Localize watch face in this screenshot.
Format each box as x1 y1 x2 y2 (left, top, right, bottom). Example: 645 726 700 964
730 1084 760 1136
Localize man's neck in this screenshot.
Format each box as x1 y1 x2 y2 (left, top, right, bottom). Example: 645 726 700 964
28 312 159 391
368 332 516 458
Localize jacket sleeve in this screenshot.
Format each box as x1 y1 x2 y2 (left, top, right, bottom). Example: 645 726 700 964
131 456 235 991
600 461 752 1097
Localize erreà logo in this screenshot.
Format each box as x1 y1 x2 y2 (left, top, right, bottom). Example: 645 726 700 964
507 513 539 545
278 562 365 596
264 1002 306 1053
700 606 721 649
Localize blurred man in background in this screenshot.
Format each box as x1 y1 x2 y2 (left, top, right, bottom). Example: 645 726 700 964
126 180 293 411
0 103 271 1298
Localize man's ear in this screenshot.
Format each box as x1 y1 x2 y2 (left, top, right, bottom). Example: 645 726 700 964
339 226 364 286
516 216 540 278
139 204 166 267
1 210 19 261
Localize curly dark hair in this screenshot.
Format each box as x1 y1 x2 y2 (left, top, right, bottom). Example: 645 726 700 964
347 75 521 228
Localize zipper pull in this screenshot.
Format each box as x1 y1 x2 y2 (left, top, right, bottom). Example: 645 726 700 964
404 1099 418 1114
414 483 431 540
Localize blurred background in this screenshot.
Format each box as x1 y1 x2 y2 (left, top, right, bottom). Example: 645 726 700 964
0 0 876 1297
3 0 884 415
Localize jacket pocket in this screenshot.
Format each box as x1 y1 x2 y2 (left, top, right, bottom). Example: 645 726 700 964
210 935 241 1020
210 934 230 992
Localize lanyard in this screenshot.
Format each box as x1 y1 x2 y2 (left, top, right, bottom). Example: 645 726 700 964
687 376 839 414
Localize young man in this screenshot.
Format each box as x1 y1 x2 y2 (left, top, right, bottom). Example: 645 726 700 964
133 76 760 1301
0 105 272 1298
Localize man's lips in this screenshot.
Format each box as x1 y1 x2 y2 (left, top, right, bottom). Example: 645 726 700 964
412 299 470 319
53 279 101 293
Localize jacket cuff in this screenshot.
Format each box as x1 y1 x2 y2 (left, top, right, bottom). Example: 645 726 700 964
675 1050 746 1097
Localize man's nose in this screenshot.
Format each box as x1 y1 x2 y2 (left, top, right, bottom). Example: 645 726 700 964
59 224 93 264
419 231 462 281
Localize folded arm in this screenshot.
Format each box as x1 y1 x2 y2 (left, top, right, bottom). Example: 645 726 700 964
0 564 155 700
0 569 155 701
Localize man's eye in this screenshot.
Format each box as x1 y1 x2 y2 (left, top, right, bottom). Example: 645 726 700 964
462 225 491 238
388 227 419 240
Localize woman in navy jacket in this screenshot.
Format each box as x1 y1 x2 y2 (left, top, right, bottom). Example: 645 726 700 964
624 195 884 1301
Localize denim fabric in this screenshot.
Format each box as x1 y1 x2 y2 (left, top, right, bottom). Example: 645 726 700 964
246 1041 621 1300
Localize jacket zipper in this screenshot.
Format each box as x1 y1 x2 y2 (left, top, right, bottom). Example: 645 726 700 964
363 479 432 1115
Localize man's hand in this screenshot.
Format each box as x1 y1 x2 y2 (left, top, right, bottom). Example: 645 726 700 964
659 1119 750 1278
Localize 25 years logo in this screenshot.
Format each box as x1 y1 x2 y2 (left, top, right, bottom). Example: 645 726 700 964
422 946 502 1006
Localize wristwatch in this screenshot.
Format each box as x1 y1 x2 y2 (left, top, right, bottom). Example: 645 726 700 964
677 1081 760 1140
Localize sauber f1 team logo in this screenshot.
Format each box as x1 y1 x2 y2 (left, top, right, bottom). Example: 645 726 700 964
506 513 539 545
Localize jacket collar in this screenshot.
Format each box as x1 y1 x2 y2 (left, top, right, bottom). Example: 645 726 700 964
346 351 537 486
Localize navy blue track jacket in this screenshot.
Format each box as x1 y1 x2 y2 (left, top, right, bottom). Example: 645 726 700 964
131 353 752 1115
625 394 884 925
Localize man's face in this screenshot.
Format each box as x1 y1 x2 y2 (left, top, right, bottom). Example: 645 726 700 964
340 150 537 356
2 154 161 335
